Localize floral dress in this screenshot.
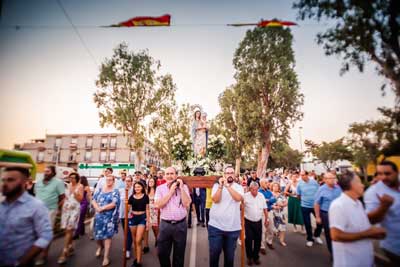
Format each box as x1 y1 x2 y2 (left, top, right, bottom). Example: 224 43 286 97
93 188 120 240
148 194 158 226
61 185 81 230
272 193 287 233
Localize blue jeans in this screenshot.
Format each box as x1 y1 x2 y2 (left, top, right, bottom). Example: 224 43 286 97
208 225 241 267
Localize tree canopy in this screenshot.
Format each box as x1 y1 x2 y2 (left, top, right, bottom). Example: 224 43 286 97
232 26 304 177
294 0 400 104
94 43 176 169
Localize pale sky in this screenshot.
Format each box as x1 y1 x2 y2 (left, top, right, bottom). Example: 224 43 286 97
0 0 395 151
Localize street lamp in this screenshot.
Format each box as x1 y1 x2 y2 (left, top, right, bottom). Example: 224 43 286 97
299 126 303 171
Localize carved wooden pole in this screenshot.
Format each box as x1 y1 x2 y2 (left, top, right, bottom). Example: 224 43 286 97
241 201 245 267
123 187 128 267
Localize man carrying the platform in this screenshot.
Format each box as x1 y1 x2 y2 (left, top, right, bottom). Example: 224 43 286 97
155 166 191 267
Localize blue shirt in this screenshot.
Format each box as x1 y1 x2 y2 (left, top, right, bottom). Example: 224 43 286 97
258 188 276 211
0 192 53 266
314 184 342 212
364 181 400 255
297 179 320 208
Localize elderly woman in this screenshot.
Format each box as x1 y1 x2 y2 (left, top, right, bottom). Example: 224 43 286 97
92 174 120 266
271 182 288 246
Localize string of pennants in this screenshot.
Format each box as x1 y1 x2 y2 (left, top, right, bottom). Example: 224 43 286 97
107 14 297 28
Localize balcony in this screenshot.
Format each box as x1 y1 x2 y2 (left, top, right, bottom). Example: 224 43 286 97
69 143 78 150
100 143 108 149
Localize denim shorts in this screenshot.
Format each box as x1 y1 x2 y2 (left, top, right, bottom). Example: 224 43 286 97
129 213 147 227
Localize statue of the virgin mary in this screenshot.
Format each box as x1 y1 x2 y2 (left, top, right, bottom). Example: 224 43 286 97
191 107 208 157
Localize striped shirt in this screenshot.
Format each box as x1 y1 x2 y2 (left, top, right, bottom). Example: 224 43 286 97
0 192 53 266
155 182 189 221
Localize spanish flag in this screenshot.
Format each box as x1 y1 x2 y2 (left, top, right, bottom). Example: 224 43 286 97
111 14 171 27
257 20 297 27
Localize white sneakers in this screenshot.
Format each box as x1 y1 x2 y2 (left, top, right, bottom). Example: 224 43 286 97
306 237 323 247
125 251 131 259
315 237 324 244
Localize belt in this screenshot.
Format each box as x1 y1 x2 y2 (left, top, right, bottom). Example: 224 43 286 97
162 217 186 224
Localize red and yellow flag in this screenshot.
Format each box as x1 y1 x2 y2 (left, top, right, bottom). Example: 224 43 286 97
113 14 171 27
257 20 297 27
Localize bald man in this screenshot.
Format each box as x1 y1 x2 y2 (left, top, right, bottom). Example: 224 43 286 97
155 167 191 267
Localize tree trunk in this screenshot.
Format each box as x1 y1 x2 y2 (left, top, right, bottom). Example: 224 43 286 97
257 139 271 179
134 149 143 172
235 157 241 176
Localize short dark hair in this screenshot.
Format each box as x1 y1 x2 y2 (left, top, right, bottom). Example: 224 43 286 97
337 170 356 191
4 167 30 178
379 160 398 173
47 165 56 176
69 172 80 183
106 167 113 173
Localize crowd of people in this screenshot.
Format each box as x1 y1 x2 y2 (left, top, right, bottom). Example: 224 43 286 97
0 160 399 267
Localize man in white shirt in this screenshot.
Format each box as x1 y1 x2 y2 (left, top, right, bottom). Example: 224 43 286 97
243 182 268 265
208 166 244 267
329 171 386 267
364 161 400 264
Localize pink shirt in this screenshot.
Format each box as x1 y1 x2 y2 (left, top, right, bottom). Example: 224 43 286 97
154 182 189 221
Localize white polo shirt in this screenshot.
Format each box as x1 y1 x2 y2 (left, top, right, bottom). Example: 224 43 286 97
364 181 400 256
329 193 374 267
243 192 267 222
209 183 244 232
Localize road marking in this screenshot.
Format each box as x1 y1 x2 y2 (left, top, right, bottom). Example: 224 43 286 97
189 218 198 267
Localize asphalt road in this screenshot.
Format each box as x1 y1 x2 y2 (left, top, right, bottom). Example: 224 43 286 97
46 218 331 267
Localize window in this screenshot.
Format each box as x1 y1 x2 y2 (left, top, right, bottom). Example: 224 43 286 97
86 137 93 147
110 137 117 148
130 151 135 162
109 151 116 161
52 153 58 162
101 137 108 148
55 137 61 148
37 151 44 162
71 137 78 144
100 151 107 161
84 151 92 161
69 151 77 161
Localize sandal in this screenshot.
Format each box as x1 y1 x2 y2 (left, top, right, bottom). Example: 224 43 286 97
95 247 103 257
102 258 110 266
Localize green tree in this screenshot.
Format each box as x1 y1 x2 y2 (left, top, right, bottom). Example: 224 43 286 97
149 103 192 166
347 121 385 180
305 138 353 170
216 86 247 175
294 0 400 104
94 43 176 169
233 27 304 178
347 106 400 179
268 142 303 170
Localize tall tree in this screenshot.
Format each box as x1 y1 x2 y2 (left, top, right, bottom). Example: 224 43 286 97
94 43 176 169
233 27 304 178
305 138 353 170
217 86 247 175
149 103 192 166
294 0 400 104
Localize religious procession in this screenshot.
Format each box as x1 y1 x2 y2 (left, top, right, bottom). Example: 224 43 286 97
1 1 399 267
